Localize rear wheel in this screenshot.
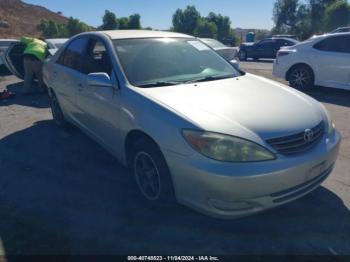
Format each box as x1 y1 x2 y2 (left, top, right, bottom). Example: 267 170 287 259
288 65 314 90
238 50 247 61
129 138 175 206
49 90 67 127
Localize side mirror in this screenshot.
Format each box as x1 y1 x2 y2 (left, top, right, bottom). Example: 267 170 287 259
87 72 113 88
230 59 240 70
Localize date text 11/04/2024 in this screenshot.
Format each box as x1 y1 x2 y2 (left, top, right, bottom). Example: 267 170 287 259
127 256 220 261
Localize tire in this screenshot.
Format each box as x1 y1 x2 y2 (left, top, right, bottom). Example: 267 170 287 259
129 138 176 206
49 90 67 127
238 50 247 61
288 65 314 90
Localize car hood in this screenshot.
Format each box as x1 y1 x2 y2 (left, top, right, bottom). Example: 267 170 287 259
140 74 324 143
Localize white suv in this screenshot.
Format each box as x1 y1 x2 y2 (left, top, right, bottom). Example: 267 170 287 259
273 33 350 90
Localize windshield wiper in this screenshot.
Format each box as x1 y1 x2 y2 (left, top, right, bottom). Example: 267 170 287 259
184 74 234 84
136 81 181 88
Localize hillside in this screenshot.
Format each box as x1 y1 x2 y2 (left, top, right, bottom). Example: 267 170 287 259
0 0 68 38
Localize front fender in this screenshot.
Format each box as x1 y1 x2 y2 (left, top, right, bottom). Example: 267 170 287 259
118 86 198 165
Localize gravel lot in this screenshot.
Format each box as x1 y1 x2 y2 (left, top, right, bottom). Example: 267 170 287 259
0 62 349 255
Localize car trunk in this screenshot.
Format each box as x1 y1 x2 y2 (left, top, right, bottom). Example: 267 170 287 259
4 42 26 79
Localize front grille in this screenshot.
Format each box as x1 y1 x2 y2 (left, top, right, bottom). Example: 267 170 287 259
266 121 325 155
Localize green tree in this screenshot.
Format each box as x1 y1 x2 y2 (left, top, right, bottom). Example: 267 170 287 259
128 14 141 29
38 19 65 38
57 23 68 37
309 0 338 33
66 17 90 36
206 12 231 40
117 17 129 29
273 0 300 33
195 18 218 38
101 10 118 30
324 0 350 31
272 0 315 40
172 6 200 35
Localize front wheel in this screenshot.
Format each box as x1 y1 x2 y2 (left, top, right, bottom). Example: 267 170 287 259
129 138 176 206
49 90 67 127
288 65 314 90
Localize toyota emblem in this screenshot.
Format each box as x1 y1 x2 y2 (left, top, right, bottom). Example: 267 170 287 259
304 129 314 142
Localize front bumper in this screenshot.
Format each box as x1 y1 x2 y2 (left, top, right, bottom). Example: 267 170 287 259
163 130 341 218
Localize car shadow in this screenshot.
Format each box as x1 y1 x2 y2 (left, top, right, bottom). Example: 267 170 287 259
0 120 349 256
304 86 350 108
0 81 50 109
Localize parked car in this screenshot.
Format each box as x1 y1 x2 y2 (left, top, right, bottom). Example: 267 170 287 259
13 30 338 219
331 26 350 33
3 38 68 79
0 39 18 67
45 38 69 50
238 37 299 61
200 38 238 61
272 34 297 40
273 32 350 90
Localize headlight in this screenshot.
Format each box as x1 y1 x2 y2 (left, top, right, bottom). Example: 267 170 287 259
320 104 335 134
182 130 275 162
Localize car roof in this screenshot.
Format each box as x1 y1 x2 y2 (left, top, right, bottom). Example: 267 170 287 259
99 30 193 40
332 26 350 31
312 32 350 39
0 39 18 42
270 37 299 42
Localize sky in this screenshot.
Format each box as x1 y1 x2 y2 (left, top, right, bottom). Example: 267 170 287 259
24 0 277 30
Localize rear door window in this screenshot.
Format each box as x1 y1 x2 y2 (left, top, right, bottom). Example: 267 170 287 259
314 36 350 53
257 39 274 47
57 37 89 72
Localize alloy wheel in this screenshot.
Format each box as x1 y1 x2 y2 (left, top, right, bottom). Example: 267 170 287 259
290 68 312 89
134 151 161 201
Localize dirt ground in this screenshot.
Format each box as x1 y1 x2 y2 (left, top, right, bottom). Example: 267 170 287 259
0 63 349 256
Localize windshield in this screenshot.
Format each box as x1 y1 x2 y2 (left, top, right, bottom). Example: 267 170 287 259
113 38 239 87
201 38 226 48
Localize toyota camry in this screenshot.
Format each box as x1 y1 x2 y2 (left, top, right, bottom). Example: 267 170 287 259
42 30 341 218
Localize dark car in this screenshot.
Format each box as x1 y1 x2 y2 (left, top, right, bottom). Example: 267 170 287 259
238 37 299 61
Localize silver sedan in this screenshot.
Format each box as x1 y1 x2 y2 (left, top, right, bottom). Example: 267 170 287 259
43 30 341 218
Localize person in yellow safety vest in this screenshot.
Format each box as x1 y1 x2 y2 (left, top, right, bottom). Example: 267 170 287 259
20 36 48 94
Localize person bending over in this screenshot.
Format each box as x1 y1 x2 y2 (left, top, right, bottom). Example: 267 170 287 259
21 36 48 94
